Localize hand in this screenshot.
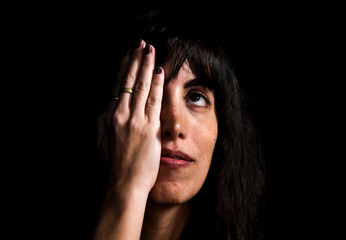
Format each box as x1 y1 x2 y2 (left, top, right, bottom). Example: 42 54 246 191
97 40 164 194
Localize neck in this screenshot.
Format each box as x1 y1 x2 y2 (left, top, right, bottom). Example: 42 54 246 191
141 200 192 240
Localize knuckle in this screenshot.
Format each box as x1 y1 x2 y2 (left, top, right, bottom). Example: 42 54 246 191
134 80 149 92
141 60 152 69
128 117 141 130
124 72 136 83
146 95 161 107
128 118 150 137
151 77 161 87
112 112 125 130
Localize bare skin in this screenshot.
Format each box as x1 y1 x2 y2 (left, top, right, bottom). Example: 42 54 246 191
93 39 218 240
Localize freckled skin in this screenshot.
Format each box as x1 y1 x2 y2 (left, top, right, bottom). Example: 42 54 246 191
149 62 218 205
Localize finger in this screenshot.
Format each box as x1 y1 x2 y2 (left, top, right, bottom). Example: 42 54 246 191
146 66 164 122
105 53 130 127
131 44 156 118
117 39 145 112
112 52 131 97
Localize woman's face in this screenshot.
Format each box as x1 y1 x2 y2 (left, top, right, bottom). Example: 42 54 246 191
149 61 218 205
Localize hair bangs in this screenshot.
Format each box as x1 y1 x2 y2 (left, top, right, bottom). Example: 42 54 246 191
162 37 219 93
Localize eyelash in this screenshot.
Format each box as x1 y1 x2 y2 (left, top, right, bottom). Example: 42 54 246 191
185 90 210 107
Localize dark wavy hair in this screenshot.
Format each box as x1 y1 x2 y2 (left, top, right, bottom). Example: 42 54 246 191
115 9 266 240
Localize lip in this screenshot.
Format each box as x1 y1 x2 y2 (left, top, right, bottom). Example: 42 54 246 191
160 148 194 168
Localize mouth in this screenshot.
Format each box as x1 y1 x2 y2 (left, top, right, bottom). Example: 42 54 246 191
160 148 194 168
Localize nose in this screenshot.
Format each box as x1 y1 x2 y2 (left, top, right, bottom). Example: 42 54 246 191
160 93 187 141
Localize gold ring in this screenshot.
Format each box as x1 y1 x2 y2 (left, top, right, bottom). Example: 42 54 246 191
113 96 119 101
122 87 133 94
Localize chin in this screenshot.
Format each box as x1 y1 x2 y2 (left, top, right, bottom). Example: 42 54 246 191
148 180 199 206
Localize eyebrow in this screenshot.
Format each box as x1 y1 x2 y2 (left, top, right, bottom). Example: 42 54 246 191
183 78 214 91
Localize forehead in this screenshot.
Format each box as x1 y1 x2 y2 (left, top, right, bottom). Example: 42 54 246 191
163 61 197 85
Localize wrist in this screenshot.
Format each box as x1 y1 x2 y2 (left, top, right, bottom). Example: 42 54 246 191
93 182 149 240
115 185 149 207
110 172 153 197
104 181 149 211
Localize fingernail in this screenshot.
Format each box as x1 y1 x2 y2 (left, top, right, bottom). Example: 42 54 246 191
130 38 143 49
155 66 162 74
144 45 152 55
137 39 144 48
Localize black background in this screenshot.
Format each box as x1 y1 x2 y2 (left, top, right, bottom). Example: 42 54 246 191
13 2 338 239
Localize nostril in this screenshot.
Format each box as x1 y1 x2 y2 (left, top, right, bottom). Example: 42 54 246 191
165 131 172 137
163 131 184 139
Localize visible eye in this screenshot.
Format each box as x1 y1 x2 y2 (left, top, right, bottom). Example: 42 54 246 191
186 91 210 107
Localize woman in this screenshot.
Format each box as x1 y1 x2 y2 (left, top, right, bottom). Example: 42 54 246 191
93 9 266 240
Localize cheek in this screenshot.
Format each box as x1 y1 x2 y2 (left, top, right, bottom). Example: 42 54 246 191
189 117 218 180
191 119 218 162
